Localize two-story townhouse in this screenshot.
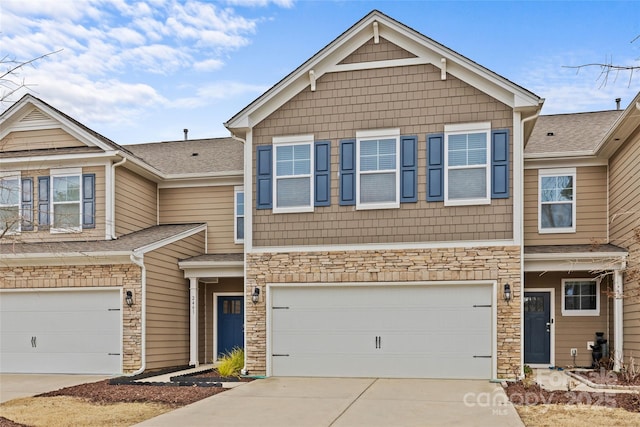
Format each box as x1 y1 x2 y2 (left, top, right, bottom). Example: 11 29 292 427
225 10 543 380
0 94 245 375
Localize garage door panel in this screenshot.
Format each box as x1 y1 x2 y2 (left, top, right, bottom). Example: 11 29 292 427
271 285 493 379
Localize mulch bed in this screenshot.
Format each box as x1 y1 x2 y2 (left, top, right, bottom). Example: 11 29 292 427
179 368 254 382
504 381 640 412
572 369 640 387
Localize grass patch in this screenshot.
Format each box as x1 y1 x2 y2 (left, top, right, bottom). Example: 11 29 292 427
217 347 244 377
0 396 172 427
515 404 640 426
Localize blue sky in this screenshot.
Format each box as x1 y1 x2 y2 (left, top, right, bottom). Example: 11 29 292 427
2 0 639 145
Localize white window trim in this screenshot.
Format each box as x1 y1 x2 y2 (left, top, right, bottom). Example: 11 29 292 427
234 186 244 244
561 278 600 316
356 128 400 210
50 168 82 234
444 122 491 206
0 172 22 235
272 135 314 214
538 167 576 234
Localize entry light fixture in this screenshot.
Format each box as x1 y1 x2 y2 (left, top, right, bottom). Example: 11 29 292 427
125 290 134 307
504 283 511 302
252 286 260 304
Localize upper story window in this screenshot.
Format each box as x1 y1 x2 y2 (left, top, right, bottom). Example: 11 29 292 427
51 168 82 233
538 168 576 233
444 122 490 206
273 135 314 213
0 173 21 235
235 186 244 243
562 279 599 316
356 128 400 210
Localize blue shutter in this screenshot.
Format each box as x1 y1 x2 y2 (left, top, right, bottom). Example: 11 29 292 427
314 141 331 207
38 176 50 228
491 129 510 199
82 173 95 228
256 146 273 209
21 177 34 231
426 133 444 202
400 136 418 203
339 139 356 206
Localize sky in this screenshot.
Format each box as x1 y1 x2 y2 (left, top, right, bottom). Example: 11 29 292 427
1 0 639 145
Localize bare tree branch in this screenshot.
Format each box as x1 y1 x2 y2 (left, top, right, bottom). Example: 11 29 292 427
0 50 62 103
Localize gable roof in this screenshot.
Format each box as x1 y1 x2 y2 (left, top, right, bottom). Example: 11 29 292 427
225 9 542 135
525 110 623 158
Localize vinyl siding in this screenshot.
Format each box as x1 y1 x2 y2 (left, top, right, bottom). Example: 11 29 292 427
252 62 513 247
114 167 157 236
523 166 608 245
144 231 206 370
0 165 107 243
525 271 612 368
159 186 242 254
1 128 85 151
609 129 640 358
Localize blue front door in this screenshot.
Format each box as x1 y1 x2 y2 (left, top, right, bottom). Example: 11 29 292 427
217 296 244 358
524 292 551 364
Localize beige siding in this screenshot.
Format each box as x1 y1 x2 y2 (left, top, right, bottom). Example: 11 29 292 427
525 271 611 368
253 63 514 247
144 231 206 370
115 167 157 236
609 129 640 358
523 166 608 245
1 165 107 244
1 128 86 152
159 186 242 254
339 37 416 64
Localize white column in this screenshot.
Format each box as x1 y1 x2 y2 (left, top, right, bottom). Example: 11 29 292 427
613 269 624 372
189 278 199 367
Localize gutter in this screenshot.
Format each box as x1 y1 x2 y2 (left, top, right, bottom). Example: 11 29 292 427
128 252 147 376
110 156 127 239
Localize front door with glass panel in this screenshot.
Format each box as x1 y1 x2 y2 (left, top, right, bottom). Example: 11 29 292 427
217 296 244 358
524 292 551 364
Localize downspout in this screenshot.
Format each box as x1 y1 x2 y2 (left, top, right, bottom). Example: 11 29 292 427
110 157 127 239
128 252 146 376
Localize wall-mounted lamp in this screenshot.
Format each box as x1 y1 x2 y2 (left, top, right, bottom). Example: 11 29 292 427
504 283 511 302
251 287 260 304
125 290 134 307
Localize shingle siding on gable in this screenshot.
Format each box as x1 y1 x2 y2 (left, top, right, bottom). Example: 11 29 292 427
338 37 416 64
523 166 608 245
115 167 157 237
252 63 513 247
1 128 86 152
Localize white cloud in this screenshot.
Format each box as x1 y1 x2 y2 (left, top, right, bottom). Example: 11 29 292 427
193 59 225 72
172 81 269 108
226 0 295 8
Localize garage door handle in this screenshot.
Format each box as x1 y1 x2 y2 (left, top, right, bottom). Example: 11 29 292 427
473 355 491 358
31 336 36 348
272 354 290 357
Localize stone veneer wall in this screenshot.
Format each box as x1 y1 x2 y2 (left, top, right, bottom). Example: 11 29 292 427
245 246 522 379
0 264 143 373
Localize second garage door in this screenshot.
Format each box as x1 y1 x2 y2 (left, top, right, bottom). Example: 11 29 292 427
270 284 493 379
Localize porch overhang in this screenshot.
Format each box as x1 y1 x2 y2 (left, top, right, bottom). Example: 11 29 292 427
179 253 244 280
524 244 627 272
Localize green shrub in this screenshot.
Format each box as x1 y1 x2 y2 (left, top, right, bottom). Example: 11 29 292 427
217 347 244 377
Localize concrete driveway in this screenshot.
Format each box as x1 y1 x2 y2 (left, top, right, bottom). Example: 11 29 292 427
136 377 524 427
0 374 109 403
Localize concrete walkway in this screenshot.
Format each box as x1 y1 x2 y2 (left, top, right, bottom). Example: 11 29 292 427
136 377 524 427
0 374 109 403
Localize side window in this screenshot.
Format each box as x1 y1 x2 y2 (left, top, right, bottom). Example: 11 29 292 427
562 279 599 316
538 168 576 233
0 174 21 235
356 128 400 210
444 122 490 206
273 135 314 213
235 187 244 243
51 169 82 233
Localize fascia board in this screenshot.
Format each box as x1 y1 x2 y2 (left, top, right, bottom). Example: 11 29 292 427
159 174 243 189
523 157 608 169
0 252 132 267
1 151 120 168
133 224 207 256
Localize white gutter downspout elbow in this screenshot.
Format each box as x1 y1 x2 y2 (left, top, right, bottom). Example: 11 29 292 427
128 252 146 376
111 157 127 239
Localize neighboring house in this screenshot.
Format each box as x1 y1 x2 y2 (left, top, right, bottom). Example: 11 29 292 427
0 95 244 374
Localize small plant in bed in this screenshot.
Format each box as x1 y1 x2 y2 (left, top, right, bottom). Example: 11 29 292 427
217 347 244 377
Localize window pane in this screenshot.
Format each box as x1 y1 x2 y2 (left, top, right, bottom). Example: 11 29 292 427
293 145 310 174
448 134 467 151
53 203 80 229
541 203 572 228
449 150 466 167
541 175 572 202
360 140 378 156
467 133 486 150
360 172 396 203
448 168 486 199
53 176 80 202
0 178 20 205
565 296 579 310
524 296 544 312
0 206 19 233
276 177 310 207
467 148 486 165
360 139 396 172
236 192 244 216
236 217 244 240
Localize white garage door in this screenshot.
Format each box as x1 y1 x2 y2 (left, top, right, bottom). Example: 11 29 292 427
0 289 122 374
271 284 493 379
